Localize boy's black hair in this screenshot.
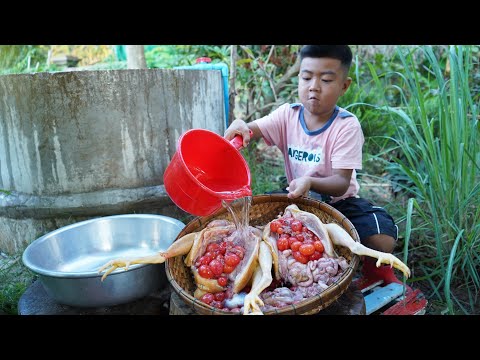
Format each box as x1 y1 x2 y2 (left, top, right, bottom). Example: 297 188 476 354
300 45 352 74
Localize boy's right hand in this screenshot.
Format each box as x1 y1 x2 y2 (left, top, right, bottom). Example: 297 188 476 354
224 119 252 149
287 177 311 199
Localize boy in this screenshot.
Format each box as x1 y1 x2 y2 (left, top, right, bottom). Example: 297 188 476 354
224 45 402 285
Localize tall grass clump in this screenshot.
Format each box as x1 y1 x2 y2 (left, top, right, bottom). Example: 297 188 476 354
377 46 479 314
0 254 35 315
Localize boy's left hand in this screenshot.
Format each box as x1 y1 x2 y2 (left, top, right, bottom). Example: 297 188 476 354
287 177 311 199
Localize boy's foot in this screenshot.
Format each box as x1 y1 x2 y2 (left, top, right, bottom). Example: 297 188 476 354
354 256 411 292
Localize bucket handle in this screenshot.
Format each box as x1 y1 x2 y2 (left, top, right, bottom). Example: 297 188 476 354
230 130 253 150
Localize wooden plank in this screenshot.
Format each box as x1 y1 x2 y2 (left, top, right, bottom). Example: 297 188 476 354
381 289 427 315
364 283 405 315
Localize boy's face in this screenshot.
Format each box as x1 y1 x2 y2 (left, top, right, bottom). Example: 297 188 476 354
298 57 352 118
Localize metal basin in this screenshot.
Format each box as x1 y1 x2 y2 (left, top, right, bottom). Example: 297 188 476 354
22 214 184 307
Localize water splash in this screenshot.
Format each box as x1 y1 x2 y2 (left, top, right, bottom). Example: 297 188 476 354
221 196 252 241
212 185 252 199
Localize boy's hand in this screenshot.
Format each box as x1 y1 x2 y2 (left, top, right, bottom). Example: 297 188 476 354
287 177 311 199
224 119 251 149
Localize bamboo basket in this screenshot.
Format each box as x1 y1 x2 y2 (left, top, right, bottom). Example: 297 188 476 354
166 194 360 315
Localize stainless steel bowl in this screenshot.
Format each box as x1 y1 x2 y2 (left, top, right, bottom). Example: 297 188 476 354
22 214 184 307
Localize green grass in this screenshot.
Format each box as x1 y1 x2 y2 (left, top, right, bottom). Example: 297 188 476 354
362 45 480 314
0 254 36 315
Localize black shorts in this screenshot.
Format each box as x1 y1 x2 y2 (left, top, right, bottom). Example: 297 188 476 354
327 197 398 243
266 188 398 244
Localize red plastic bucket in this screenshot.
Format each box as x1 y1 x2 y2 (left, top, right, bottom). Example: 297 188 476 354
163 129 252 216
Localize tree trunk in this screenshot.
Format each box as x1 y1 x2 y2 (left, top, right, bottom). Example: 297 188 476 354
126 45 147 69
228 45 237 126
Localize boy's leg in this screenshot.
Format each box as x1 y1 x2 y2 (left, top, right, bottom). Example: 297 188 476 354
328 197 398 252
329 197 404 286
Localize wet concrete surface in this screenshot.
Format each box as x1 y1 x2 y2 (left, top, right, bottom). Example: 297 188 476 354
19 279 365 315
18 280 171 315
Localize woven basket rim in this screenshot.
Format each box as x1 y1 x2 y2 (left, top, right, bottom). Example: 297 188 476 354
166 194 360 315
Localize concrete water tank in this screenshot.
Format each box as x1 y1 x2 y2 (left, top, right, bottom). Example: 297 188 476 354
0 69 225 253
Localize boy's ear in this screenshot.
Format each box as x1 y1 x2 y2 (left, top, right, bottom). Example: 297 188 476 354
342 77 352 94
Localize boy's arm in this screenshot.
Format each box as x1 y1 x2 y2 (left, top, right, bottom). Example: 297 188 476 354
287 169 352 199
224 120 262 149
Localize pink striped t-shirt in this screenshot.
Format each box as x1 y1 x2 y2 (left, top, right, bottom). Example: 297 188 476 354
254 103 364 203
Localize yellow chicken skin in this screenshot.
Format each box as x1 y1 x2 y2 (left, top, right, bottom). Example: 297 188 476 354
242 204 411 315
99 231 196 281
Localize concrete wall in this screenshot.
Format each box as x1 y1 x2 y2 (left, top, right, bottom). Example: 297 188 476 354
0 69 225 253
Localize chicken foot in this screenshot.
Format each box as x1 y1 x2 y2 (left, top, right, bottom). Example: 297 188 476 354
324 223 411 278
98 232 196 281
